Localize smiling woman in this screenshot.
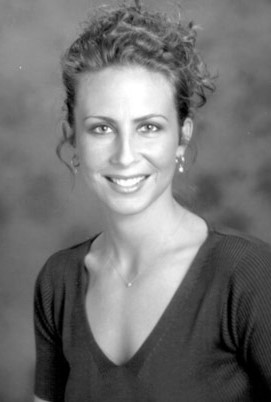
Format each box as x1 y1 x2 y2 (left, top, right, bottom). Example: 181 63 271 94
33 1 271 401
73 66 187 215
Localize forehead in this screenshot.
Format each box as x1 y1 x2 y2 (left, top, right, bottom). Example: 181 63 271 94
75 65 176 117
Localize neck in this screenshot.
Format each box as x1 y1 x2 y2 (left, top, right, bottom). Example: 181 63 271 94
97 195 188 264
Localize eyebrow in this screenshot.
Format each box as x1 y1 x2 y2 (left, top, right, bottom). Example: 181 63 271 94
83 114 168 123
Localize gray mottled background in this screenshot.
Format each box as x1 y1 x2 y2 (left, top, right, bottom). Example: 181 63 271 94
0 0 271 400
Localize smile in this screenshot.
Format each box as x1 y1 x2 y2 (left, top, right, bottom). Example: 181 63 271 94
105 175 149 193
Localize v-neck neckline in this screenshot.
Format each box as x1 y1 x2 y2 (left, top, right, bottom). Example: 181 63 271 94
77 227 216 373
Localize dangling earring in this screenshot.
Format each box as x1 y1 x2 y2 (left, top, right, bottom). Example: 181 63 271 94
71 154 80 174
175 155 185 173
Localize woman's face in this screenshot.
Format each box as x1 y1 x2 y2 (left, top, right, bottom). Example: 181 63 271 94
73 65 192 216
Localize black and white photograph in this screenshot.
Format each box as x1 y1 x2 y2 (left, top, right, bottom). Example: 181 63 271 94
1 0 271 400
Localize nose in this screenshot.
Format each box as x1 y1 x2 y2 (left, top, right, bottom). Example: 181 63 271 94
110 132 138 167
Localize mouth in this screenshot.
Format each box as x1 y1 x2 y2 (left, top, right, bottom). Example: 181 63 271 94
105 175 150 193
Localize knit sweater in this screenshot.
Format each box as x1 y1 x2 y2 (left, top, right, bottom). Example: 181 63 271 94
34 228 271 401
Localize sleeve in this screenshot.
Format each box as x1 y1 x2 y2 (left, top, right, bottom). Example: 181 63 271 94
222 242 271 397
34 259 69 402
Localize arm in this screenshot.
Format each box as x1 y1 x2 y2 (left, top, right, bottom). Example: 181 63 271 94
34 259 69 401
223 243 271 396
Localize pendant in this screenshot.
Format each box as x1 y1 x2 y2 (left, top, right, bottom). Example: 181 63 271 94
127 282 133 287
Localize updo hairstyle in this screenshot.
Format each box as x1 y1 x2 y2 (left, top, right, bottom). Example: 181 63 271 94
57 0 215 164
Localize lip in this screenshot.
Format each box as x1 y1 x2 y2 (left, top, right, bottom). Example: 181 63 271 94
105 174 149 180
104 174 150 194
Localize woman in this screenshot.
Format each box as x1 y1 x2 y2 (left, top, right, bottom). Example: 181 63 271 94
34 2 271 401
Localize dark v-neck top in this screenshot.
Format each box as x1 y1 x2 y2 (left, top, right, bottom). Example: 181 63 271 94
34 228 271 401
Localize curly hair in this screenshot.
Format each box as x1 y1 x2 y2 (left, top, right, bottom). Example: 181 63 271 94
57 1 215 163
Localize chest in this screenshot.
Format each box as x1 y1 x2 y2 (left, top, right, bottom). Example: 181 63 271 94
85 256 192 365
65 265 254 402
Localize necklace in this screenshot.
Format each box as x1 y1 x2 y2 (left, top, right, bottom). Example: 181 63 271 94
105 216 185 288
112 264 138 288
103 253 145 288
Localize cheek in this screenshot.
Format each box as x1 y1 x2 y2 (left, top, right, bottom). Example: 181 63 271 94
77 139 107 171
146 139 177 168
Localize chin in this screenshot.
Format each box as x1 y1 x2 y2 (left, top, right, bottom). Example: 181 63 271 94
100 188 172 218
101 198 151 217
91 173 174 217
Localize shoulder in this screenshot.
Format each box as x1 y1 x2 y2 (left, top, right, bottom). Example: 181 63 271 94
210 226 271 305
35 237 95 296
34 237 96 331
210 226 271 273
213 228 271 352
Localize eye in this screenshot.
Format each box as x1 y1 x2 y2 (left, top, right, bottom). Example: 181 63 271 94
91 125 113 135
138 123 160 134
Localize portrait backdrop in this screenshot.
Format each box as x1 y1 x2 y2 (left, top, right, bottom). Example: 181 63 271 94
0 0 271 400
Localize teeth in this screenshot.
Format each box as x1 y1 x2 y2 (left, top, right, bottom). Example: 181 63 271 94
111 176 145 187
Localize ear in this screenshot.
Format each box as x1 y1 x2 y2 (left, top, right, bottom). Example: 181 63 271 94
176 118 193 158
